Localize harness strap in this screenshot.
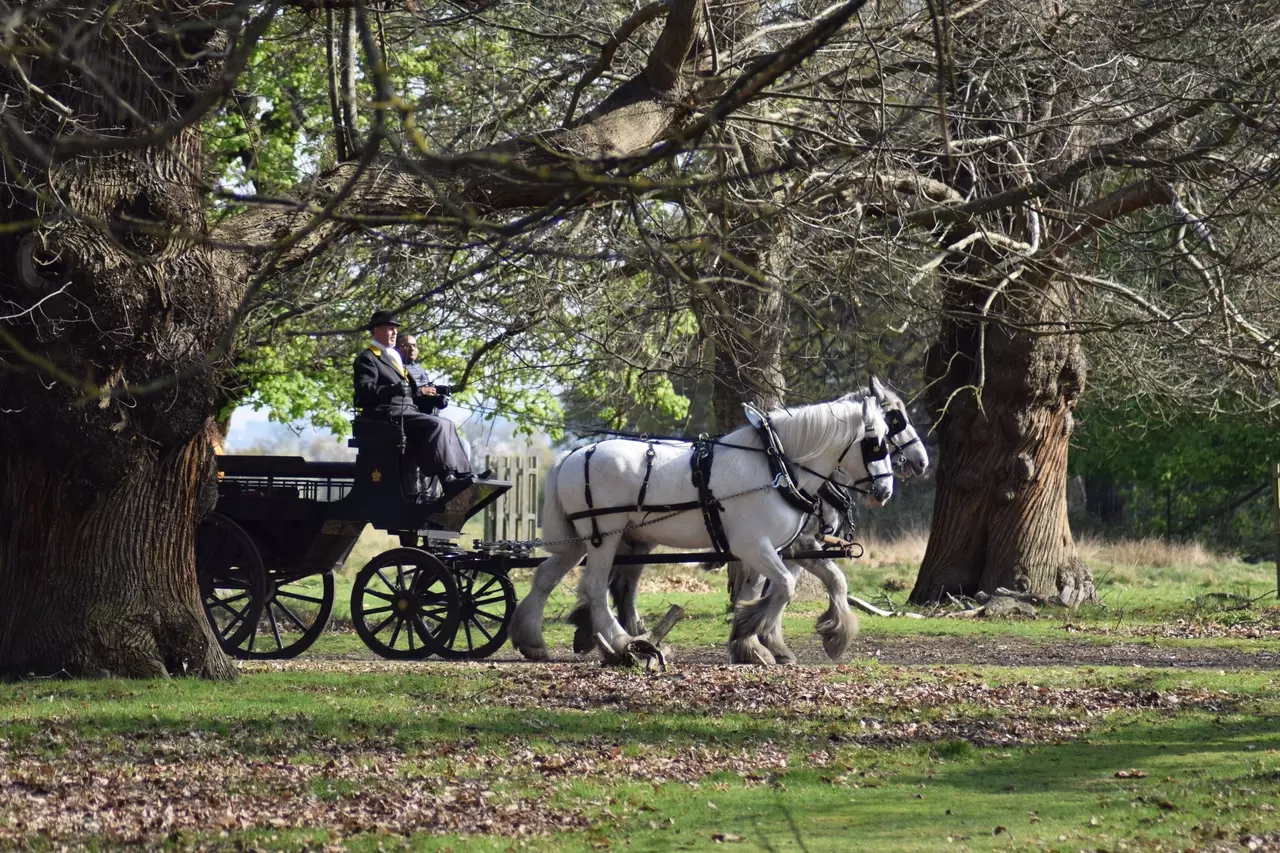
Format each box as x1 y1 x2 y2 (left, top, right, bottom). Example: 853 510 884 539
691 437 731 554
567 498 705 520
635 441 656 509
817 481 857 537
581 444 604 547
743 404 820 516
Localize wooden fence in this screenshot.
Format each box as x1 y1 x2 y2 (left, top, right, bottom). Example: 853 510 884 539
483 454 540 543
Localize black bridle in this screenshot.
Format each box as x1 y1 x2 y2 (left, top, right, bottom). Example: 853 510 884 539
884 408 923 459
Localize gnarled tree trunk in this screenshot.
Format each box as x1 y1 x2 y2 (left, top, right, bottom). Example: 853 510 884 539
911 272 1096 605
0 440 233 678
0 2 241 676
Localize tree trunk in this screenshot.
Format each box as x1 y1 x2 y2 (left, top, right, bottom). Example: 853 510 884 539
0 439 234 678
0 4 240 678
911 273 1096 606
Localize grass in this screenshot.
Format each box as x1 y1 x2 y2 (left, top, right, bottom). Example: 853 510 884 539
3 662 1279 850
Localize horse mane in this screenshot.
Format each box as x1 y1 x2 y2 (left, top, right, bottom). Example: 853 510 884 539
723 395 882 464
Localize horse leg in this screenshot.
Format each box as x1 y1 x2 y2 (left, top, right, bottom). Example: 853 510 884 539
611 537 651 635
576 536 633 662
803 558 860 661
727 546 795 666
569 542 649 652
510 546 585 660
757 562 803 665
610 563 647 636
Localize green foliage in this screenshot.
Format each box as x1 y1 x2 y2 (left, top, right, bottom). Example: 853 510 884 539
237 337 354 436
1071 402 1280 550
1072 403 1280 488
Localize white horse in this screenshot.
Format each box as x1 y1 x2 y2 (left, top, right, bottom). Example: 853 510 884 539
509 395 893 664
716 380 931 659
591 381 928 664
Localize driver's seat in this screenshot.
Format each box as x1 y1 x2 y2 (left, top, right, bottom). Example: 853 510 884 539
348 417 441 501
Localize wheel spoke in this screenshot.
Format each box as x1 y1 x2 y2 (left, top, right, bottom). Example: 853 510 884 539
217 609 248 639
361 605 393 617
375 568 403 594
267 606 284 650
363 589 396 603
473 607 506 622
370 612 397 636
468 616 494 642
275 589 325 605
470 575 499 598
388 617 404 649
470 593 507 609
209 595 249 615
273 598 310 633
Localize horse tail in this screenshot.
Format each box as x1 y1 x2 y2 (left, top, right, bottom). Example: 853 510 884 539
539 451 579 552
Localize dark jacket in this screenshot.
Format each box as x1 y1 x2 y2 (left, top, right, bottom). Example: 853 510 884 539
353 344 416 418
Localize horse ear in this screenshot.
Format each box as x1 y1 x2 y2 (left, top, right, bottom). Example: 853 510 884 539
870 375 886 398
861 397 873 429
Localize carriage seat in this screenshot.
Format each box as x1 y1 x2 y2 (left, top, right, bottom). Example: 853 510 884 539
347 417 403 450
348 417 440 500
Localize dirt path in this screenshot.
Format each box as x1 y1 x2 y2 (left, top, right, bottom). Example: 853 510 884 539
839 634 1280 669
381 633 1280 670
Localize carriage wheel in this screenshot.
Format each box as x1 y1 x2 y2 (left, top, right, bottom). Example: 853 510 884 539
197 513 267 653
350 548 461 660
434 561 516 661
236 571 335 660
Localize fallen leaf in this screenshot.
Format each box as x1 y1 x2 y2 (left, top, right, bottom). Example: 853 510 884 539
712 833 744 843
1115 769 1148 779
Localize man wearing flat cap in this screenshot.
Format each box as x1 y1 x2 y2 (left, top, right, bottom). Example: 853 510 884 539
353 310 475 494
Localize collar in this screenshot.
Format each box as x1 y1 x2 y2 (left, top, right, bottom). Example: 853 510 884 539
368 341 406 377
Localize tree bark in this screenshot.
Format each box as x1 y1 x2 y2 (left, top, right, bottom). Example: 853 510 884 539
911 271 1096 605
0 439 234 679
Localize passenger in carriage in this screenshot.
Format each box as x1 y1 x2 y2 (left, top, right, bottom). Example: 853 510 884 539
352 310 484 497
394 334 446 414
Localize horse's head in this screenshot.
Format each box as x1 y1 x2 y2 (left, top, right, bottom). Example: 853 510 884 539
870 376 929 478
843 397 894 507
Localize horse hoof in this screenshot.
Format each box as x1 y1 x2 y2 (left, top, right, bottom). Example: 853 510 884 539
516 644 548 661
728 638 775 666
572 624 595 655
593 632 639 667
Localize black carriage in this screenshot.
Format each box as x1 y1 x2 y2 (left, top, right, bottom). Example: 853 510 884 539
198 417 517 661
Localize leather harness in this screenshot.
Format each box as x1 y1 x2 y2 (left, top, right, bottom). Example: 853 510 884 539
565 404 871 553
568 438 731 551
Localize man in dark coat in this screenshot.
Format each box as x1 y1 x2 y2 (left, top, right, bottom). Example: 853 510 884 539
353 310 475 492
